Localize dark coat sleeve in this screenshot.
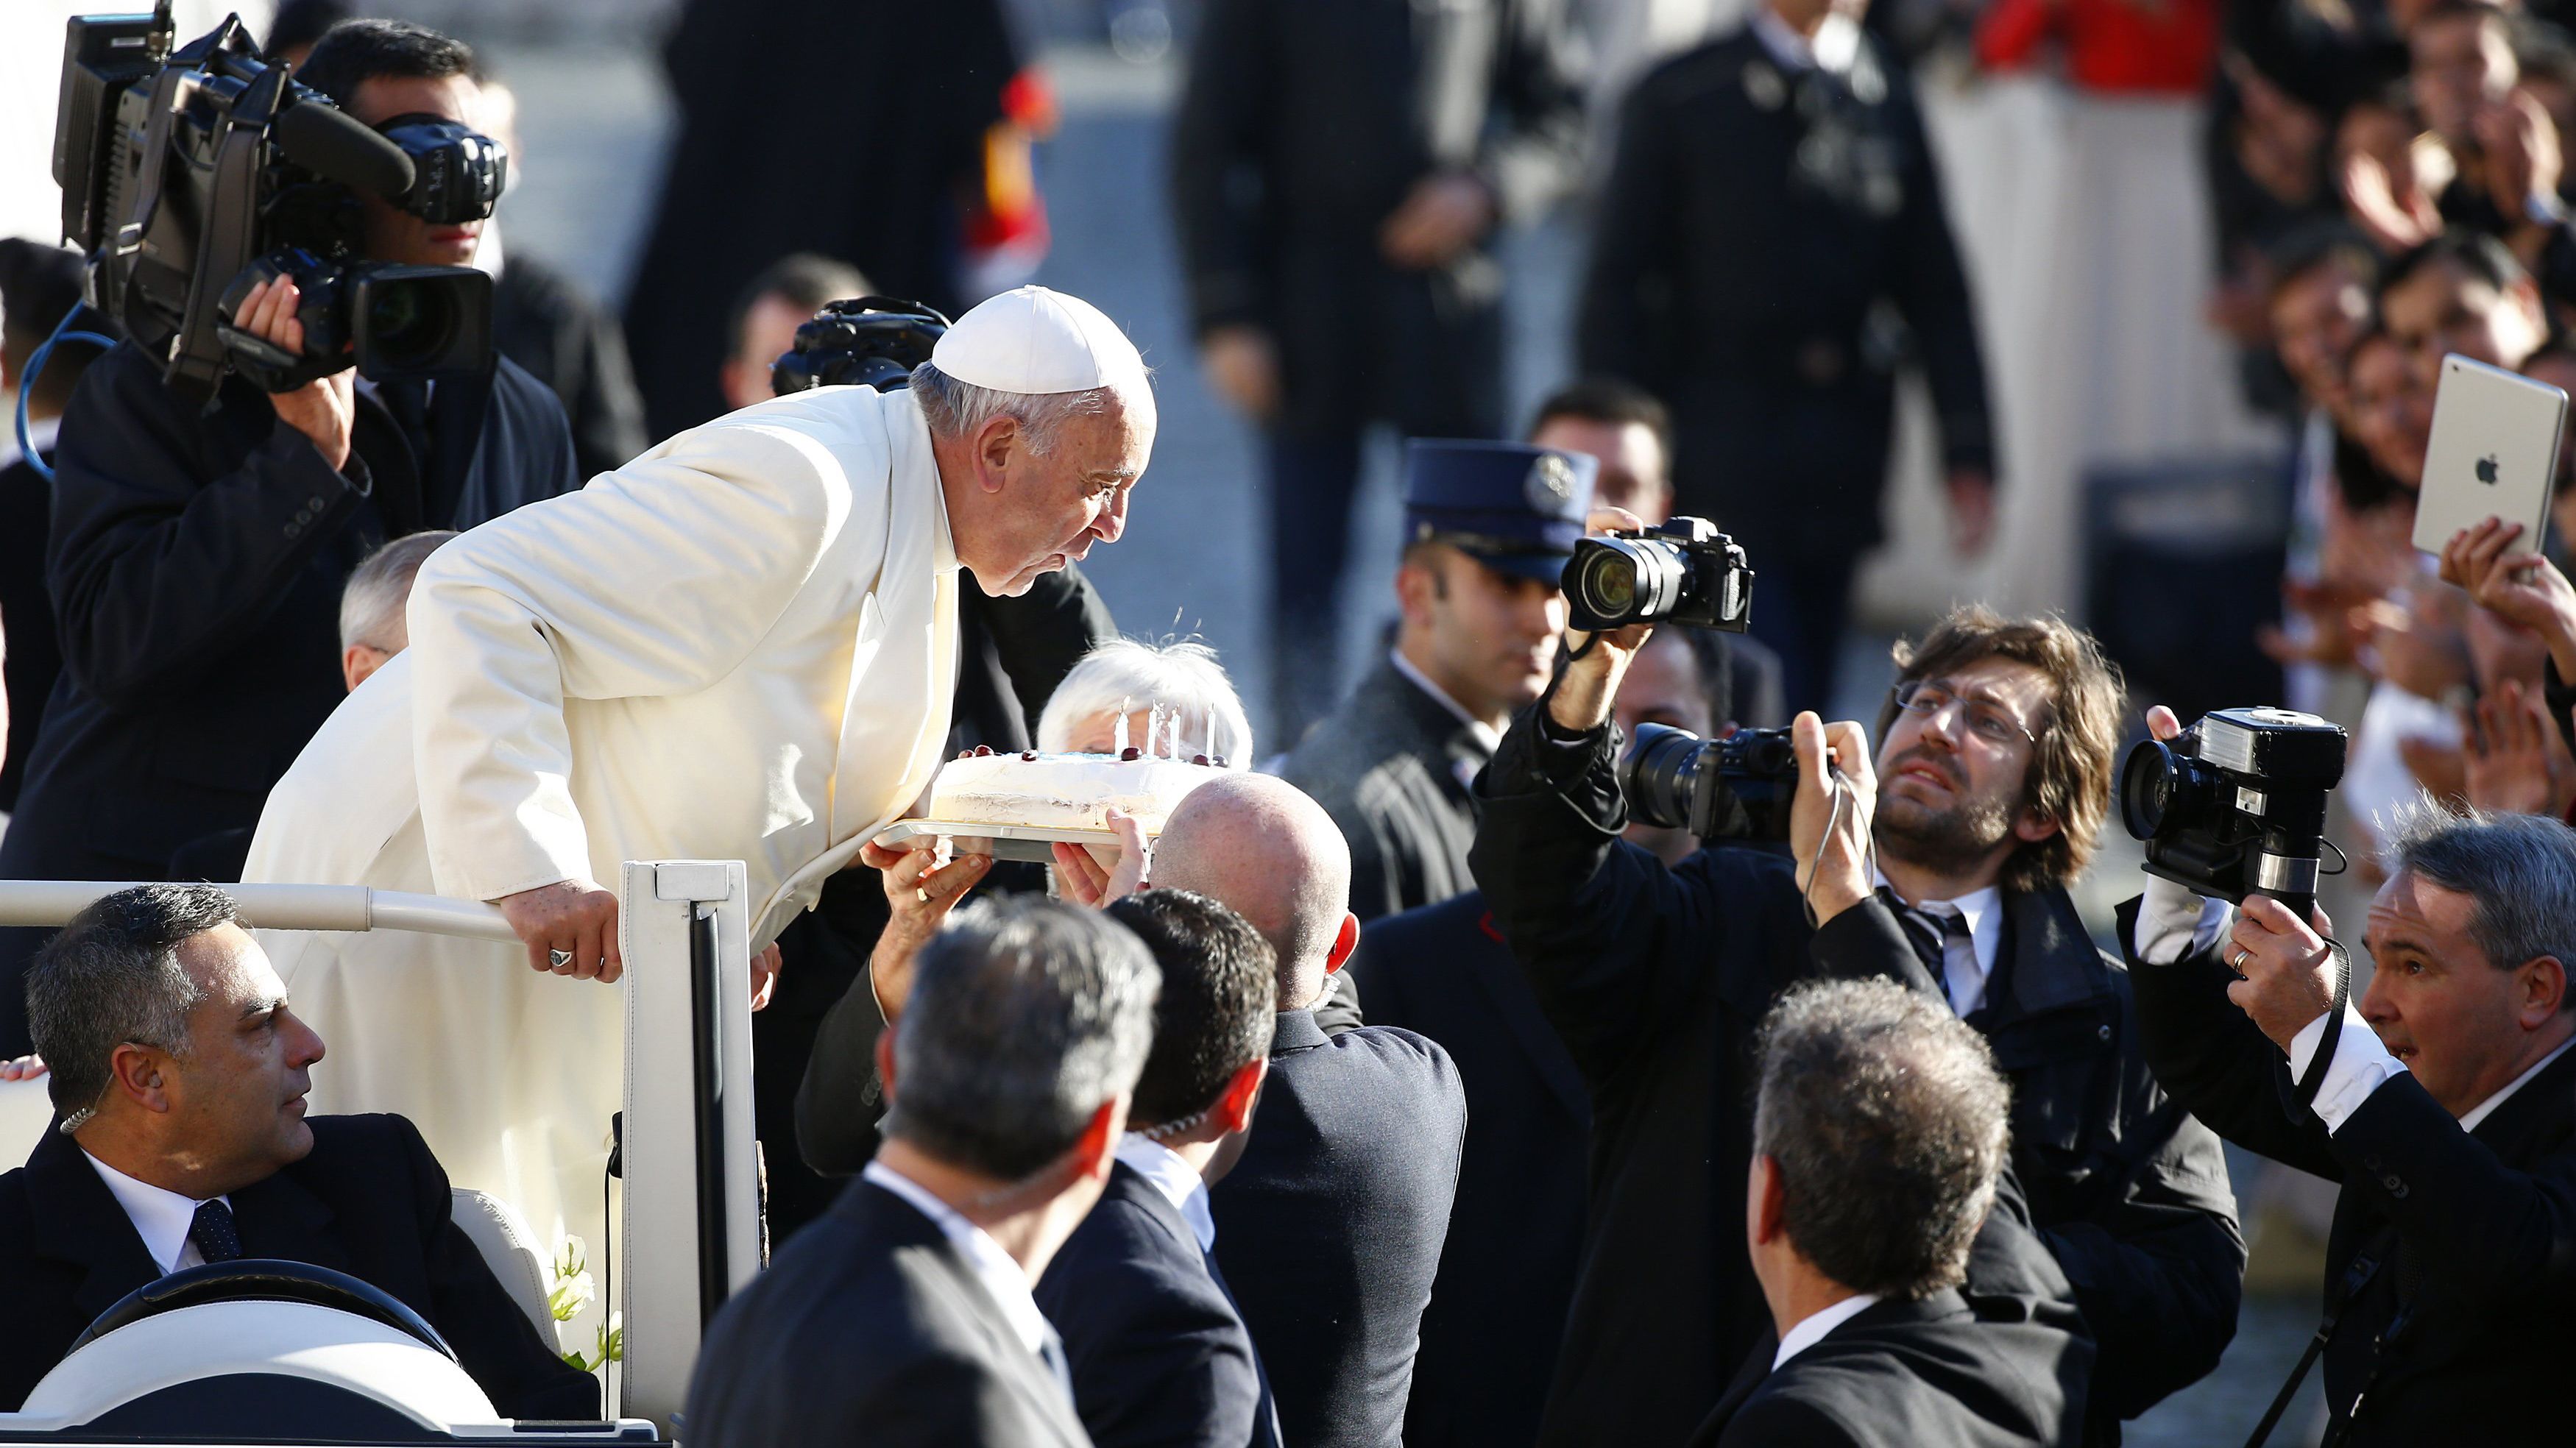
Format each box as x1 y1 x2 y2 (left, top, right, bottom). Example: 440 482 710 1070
558 300 650 483
796 953 889 1177
1036 1208 1264 1448
2119 895 2342 1181
1168 0 1276 336
1885 71 1995 477
46 343 370 709
1715 1394 1863 1448
392 1119 601 1419
1576 77 1687 393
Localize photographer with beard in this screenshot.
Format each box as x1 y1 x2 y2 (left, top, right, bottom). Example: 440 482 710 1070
1468 606 2243 1447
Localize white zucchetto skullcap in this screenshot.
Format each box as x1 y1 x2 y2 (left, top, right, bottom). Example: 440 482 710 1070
931 285 1147 397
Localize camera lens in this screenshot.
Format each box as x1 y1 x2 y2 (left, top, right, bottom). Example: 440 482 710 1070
1579 550 1639 617
1621 722 1706 831
365 280 456 369
2121 738 2225 842
1568 536 1684 629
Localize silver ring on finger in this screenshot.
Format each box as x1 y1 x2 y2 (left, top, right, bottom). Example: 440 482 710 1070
551 948 574 970
2230 946 2252 972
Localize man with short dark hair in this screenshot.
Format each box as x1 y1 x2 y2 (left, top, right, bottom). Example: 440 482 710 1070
2126 768 2576 1445
1529 377 1675 525
1038 890 1282 1448
0 16 580 1054
1473 604 2243 1444
686 897 1159 1448
0 884 598 1418
2379 230 2548 384
720 252 874 413
1696 978 2090 1447
1279 441 1593 922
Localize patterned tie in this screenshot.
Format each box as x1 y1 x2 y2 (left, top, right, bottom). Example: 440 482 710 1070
1880 890 1978 1015
189 1199 242 1264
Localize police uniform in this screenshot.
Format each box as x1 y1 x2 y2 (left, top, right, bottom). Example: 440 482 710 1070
1279 441 1593 923
1577 11 1995 710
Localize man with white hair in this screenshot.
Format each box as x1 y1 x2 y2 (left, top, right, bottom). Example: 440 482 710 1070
337 530 456 692
243 284 1156 1252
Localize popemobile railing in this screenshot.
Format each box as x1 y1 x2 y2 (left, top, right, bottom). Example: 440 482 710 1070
0 863 762 1436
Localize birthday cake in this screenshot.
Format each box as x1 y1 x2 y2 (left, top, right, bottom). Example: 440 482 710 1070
925 745 1228 834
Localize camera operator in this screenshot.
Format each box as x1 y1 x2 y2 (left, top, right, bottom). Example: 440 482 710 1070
2122 738 2576 1445
0 19 578 1057
1469 605 2243 1446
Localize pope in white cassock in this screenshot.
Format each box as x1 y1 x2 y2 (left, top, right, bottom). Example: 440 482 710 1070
242 286 1155 1263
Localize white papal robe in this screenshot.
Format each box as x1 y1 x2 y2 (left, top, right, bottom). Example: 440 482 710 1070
243 384 961 1269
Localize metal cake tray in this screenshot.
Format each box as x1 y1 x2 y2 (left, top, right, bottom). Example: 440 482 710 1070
873 817 1135 864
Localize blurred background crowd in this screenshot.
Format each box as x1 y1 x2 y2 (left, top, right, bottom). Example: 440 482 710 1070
13 0 2576 1438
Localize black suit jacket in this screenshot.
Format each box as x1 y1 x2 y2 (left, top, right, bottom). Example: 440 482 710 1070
0 343 578 1054
1469 709 2241 1445
1036 1161 1278 1448
491 252 650 483
0 453 60 811
1345 892 1588 1447
1579 29 1992 557
1209 1009 1465 1448
2123 897 2576 1446
0 1114 596 1419
685 1177 1091 1448
1280 660 1486 923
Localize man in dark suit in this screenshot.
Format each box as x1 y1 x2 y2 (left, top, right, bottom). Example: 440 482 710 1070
0 884 595 1418
1281 441 1594 921
1690 978 2090 1447
687 897 1160 1448
2124 722 2576 1446
0 240 95 814
1038 890 1282 1448
0 20 581 1055
1170 0 1586 742
1351 617 1745 1448
1145 773 1468 1448
1472 608 2243 1445
1579 0 1997 707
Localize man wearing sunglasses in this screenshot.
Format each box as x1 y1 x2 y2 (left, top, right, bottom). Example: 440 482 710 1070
1468 605 2243 1447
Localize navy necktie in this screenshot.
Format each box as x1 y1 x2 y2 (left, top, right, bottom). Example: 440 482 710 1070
1880 889 1972 1002
189 1199 242 1264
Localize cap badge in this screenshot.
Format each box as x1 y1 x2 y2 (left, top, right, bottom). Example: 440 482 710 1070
1526 452 1577 513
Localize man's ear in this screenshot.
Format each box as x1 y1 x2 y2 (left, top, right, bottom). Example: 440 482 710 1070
874 1029 899 1107
974 416 1019 491
1324 913 1360 976
108 1042 176 1116
1393 555 1439 628
2013 808 2061 845
1071 1095 1125 1185
342 644 388 693
1749 1153 1787 1248
2519 955 2568 1029
1214 1056 1269 1135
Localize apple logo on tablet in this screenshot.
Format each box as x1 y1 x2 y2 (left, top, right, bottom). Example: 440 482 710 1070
2478 454 2502 484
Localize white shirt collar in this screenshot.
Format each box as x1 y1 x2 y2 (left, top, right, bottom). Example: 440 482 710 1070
85 1152 227 1276
2459 1034 2576 1133
1748 7 1859 74
1388 647 1501 756
1772 1292 1881 1369
0 414 63 474
1871 868 2005 1013
863 1158 1054 1358
1115 1134 1216 1252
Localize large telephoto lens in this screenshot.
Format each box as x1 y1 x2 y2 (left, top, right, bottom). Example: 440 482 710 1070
350 263 492 380
1568 536 1685 631
1621 722 1708 830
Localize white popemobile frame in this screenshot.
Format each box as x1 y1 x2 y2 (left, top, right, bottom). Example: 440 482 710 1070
0 862 762 1441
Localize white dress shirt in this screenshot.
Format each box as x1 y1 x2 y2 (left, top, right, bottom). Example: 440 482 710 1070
85 1153 228 1275
862 1159 1057 1361
1115 1134 1217 1252
1772 1292 1881 1370
1748 5 1860 74
1874 869 2003 1018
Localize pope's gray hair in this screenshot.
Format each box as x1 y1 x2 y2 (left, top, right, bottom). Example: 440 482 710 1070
340 530 456 653
909 361 1150 457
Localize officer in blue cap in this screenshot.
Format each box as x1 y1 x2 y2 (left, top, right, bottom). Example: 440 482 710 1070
1278 440 1596 923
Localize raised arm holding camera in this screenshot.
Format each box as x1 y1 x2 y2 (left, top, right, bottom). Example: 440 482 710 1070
2120 720 2576 1446
1470 602 2242 1446
0 18 577 1056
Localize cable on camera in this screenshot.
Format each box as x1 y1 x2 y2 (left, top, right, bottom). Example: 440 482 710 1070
14 305 118 483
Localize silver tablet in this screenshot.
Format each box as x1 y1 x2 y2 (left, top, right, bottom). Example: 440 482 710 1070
2413 352 2569 558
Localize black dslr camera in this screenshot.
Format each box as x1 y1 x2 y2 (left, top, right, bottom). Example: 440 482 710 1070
52 7 503 402
2120 707 2347 913
1621 722 1797 842
1564 517 1755 633
770 297 952 395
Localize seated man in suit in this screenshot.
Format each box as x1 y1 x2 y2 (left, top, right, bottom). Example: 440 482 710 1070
1145 773 1468 1448
686 897 1158 1448
2126 708 2576 1446
0 884 597 1417
1694 977 2090 1447
1038 890 1281 1448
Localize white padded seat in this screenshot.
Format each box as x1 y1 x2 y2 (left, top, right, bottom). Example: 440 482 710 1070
448 1188 557 1344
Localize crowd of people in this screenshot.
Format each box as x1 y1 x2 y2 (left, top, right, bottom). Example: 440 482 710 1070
2 1 2576 1448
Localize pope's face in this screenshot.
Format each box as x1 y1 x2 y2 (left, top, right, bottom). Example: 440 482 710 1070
972 400 1151 597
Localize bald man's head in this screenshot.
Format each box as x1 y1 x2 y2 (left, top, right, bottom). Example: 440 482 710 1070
1152 774 1353 1010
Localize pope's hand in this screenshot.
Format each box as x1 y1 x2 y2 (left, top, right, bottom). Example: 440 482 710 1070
495 880 624 984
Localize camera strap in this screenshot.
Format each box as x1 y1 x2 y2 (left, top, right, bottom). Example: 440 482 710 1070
2290 936 2354 1109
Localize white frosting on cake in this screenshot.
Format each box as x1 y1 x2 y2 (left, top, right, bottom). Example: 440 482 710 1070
926 750 1223 832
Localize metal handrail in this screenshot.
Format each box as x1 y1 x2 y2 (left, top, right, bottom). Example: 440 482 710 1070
0 881 515 943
